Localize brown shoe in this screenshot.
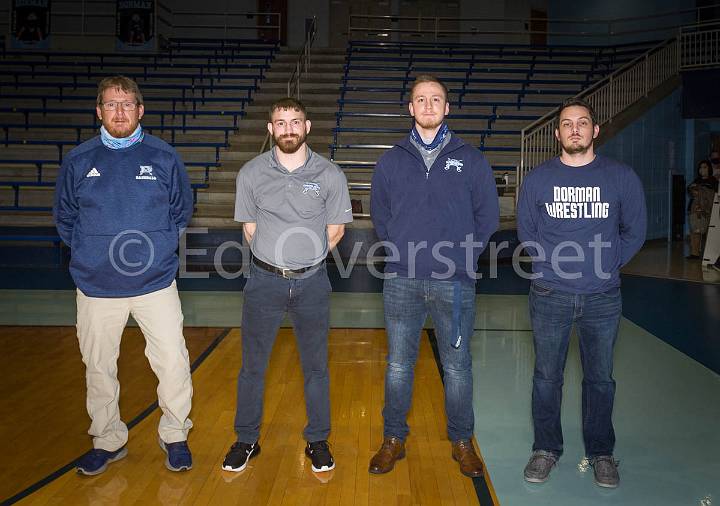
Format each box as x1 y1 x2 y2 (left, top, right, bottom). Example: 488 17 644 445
452 439 484 478
369 437 406 474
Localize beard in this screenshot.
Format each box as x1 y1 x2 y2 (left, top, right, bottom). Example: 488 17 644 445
104 119 138 139
274 131 306 154
414 115 444 131
561 137 592 155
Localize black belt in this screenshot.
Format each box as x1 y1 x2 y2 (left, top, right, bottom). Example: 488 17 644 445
252 257 324 279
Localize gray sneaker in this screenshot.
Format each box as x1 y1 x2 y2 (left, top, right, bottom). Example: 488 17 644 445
591 455 619 488
523 450 558 483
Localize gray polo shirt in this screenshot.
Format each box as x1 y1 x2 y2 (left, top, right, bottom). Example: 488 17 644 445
234 146 353 269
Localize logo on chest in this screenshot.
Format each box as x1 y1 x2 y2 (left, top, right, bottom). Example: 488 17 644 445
136 165 157 181
444 158 463 172
302 182 321 197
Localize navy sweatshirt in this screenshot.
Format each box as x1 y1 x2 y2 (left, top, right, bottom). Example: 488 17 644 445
370 134 500 284
517 155 647 294
53 134 193 297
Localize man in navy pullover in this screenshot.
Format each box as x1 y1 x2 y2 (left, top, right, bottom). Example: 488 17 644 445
53 76 194 475
369 75 499 478
517 98 646 488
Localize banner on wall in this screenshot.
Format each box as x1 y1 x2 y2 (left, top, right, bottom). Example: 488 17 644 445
116 0 156 51
10 0 51 49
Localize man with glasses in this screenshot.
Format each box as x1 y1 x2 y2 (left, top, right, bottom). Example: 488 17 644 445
517 97 646 488
54 75 195 475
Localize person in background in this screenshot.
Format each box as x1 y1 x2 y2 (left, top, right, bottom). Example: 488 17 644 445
686 159 718 259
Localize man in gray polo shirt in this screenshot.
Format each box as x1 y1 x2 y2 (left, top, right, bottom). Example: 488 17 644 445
222 97 352 474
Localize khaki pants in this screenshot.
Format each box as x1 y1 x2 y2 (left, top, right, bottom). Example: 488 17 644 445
76 281 193 451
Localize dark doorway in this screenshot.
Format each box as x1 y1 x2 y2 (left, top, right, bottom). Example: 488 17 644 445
530 9 547 46
258 0 287 44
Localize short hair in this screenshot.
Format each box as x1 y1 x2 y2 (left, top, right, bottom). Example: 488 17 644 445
269 97 307 120
96 76 143 106
558 97 597 125
409 75 449 101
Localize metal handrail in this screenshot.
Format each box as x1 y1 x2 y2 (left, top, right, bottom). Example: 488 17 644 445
518 20 720 190
348 3 720 42
260 16 318 153
521 37 674 136
155 3 282 41
287 16 318 99
518 35 681 189
680 21 720 69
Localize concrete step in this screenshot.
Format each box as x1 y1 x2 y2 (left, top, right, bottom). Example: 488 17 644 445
263 72 344 82
196 189 235 204
248 94 341 107
0 212 54 227
258 80 341 91
190 215 241 228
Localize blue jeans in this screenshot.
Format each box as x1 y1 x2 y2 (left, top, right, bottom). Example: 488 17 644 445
529 281 622 458
234 263 332 443
382 276 476 442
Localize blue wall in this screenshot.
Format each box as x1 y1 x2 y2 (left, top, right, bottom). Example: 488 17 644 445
599 88 685 240
547 0 696 46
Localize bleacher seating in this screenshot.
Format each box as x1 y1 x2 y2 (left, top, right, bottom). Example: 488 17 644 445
332 39 656 216
0 38 278 224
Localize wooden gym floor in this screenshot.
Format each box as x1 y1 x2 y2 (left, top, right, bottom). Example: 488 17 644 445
1 326 494 505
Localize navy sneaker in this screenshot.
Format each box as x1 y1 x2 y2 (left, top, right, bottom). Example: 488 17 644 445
76 446 128 476
159 438 192 472
305 440 335 472
222 441 260 472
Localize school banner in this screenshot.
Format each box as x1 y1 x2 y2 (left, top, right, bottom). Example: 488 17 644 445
10 0 51 49
116 0 156 51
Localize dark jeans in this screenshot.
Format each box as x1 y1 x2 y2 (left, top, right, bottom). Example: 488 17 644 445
382 276 476 442
529 280 622 458
234 263 331 443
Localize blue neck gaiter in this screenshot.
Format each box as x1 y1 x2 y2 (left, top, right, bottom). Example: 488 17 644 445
100 125 144 150
410 122 449 152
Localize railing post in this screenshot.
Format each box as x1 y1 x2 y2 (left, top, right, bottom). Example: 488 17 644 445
608 74 614 122
644 53 649 96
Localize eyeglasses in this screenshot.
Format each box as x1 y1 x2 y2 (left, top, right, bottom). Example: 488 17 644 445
101 101 138 111
711 158 720 164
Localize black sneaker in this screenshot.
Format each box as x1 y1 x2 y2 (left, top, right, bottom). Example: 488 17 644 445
222 441 260 472
305 440 335 472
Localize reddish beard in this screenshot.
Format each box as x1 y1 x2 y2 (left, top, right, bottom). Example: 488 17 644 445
274 132 306 154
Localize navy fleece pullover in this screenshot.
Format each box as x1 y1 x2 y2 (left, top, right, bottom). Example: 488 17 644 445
53 134 193 297
370 134 500 283
517 155 647 294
